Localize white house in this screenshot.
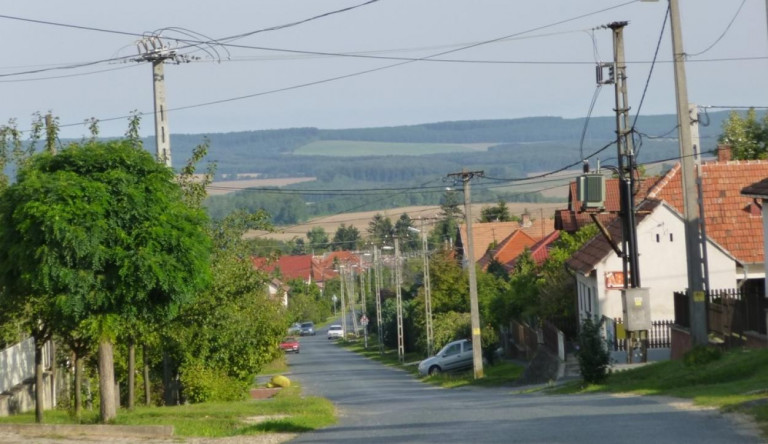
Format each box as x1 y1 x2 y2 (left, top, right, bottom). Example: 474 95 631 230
568 199 738 323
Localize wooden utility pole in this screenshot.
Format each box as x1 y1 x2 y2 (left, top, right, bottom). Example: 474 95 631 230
447 170 484 379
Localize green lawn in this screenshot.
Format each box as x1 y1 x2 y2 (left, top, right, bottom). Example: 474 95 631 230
554 347 768 437
294 140 486 157
0 378 335 438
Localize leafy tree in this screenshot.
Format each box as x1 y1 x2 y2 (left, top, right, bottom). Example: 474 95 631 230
480 199 512 222
286 278 329 324
367 213 393 247
719 108 768 160
0 140 211 422
167 210 285 403
306 226 330 252
332 224 361 251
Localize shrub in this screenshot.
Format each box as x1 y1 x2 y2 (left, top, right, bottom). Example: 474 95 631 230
180 362 248 403
576 317 611 384
683 345 722 367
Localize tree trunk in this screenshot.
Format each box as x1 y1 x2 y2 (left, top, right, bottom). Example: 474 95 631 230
128 342 135 410
34 341 44 423
98 339 117 422
74 353 82 421
143 345 151 406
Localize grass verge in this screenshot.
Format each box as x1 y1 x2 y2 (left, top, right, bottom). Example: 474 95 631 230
553 347 768 437
0 382 335 438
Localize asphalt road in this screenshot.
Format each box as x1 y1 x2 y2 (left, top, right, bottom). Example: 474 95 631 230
286 327 761 444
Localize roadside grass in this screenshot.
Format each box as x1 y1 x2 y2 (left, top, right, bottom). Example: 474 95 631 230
553 347 768 436
338 337 525 388
0 372 335 438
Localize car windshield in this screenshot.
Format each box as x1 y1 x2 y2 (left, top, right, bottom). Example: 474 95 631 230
329 325 341 330
301 323 313 328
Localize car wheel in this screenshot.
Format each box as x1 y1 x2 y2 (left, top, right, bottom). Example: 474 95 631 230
428 365 441 376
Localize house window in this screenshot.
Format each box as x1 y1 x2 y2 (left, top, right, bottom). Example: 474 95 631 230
656 234 660 243
587 287 592 313
670 233 674 242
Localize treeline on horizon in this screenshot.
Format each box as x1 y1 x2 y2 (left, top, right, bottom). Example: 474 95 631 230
167 112 734 225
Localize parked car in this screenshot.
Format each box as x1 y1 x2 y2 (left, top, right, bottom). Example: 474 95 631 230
279 336 300 353
327 324 344 340
299 322 316 336
287 322 302 335
417 339 473 376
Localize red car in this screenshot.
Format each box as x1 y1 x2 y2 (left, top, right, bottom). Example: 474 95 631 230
279 336 300 353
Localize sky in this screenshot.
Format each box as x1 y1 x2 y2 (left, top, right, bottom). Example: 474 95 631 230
1 0 766 139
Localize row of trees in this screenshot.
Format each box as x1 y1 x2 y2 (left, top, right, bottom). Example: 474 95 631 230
0 116 289 423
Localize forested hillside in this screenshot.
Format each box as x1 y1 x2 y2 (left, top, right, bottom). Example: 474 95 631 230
153 112 733 223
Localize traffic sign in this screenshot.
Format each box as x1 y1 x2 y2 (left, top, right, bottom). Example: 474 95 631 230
360 315 369 326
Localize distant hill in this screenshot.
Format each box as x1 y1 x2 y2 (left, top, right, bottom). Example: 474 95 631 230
148 111 736 222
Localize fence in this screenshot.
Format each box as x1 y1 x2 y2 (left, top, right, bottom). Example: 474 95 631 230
610 318 673 351
673 288 768 347
509 319 539 359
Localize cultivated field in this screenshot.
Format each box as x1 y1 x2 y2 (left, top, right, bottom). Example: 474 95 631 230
206 177 316 196
245 202 566 242
293 140 493 157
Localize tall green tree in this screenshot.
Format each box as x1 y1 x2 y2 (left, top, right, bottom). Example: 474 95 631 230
0 140 211 422
394 213 419 252
306 226 330 253
480 199 512 222
332 224 361 251
367 213 393 247
719 108 768 160
429 190 463 250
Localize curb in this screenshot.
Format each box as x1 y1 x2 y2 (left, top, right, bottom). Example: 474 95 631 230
0 423 174 438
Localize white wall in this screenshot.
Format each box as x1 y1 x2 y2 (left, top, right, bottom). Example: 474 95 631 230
577 204 740 323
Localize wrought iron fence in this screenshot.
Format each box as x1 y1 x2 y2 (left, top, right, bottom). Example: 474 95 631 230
610 318 673 351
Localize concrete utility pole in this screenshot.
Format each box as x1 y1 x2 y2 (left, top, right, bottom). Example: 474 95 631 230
668 0 709 345
374 246 384 354
135 36 180 168
421 222 434 357
447 170 484 379
394 236 405 363
339 265 347 337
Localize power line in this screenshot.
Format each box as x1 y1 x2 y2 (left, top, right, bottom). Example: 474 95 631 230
686 0 747 58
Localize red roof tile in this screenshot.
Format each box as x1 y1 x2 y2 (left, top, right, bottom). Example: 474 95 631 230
457 218 555 263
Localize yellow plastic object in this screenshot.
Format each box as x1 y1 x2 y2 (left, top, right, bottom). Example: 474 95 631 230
270 375 291 388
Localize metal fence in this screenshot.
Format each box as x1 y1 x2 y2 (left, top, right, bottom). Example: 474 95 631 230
610 318 673 351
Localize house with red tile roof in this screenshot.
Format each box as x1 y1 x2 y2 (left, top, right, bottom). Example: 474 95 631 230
456 212 556 268
251 255 316 284
567 145 768 326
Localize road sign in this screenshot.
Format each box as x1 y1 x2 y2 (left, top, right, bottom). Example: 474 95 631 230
360 315 369 326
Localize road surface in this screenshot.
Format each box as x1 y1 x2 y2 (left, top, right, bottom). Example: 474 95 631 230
287 328 760 444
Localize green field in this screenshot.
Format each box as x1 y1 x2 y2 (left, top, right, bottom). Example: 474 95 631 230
293 140 489 157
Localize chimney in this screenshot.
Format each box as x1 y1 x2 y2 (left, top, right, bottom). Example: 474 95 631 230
521 211 532 227
717 144 732 162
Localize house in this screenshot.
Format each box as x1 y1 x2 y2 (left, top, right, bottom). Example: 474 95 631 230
251 254 317 284
267 279 289 307
456 212 556 268
567 199 737 323
478 229 561 272
741 175 768 292
567 145 768 326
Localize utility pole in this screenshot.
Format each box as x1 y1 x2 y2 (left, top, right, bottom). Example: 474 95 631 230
135 35 181 168
669 0 709 345
348 267 359 334
607 21 641 290
44 113 57 155
339 265 347 338
374 246 384 354
420 221 434 356
394 236 405 363
447 170 484 379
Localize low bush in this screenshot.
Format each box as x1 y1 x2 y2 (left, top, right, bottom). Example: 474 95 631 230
576 317 611 384
180 363 248 403
683 345 722 367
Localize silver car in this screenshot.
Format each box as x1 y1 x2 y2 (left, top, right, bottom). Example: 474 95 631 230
417 339 473 376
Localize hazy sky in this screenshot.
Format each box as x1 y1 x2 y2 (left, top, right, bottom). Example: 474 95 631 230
1 0 766 138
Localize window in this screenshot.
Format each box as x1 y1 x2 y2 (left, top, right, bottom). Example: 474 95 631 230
443 343 461 356
463 341 473 353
